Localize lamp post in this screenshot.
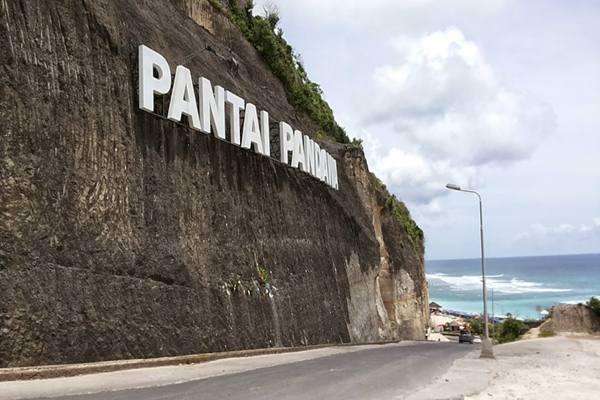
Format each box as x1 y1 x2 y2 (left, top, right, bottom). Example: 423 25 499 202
491 288 495 337
446 183 494 358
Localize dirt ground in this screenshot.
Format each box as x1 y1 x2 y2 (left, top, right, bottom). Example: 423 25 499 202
408 334 600 400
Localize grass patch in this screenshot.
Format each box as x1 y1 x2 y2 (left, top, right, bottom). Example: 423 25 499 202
539 330 556 338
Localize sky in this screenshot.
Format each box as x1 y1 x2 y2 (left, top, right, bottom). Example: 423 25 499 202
253 0 600 260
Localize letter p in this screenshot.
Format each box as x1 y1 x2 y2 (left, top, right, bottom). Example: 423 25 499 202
139 45 172 112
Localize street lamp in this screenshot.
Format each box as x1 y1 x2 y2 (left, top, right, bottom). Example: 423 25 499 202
446 183 495 358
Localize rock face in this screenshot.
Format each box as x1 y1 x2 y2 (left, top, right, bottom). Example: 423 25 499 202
540 304 600 334
0 0 428 367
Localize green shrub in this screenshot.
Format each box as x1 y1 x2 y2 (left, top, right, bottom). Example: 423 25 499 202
227 0 351 144
494 315 527 344
467 318 483 335
351 138 363 148
588 296 600 317
539 330 556 338
256 265 270 285
370 173 388 193
368 173 424 254
388 196 424 254
207 0 224 12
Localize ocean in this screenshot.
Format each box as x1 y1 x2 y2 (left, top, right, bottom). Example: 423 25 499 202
426 253 600 320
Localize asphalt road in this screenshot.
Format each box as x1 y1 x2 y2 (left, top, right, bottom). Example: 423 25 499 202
32 342 477 400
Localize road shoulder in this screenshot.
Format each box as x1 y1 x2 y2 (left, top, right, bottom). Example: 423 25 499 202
407 335 600 400
0 343 408 400
405 346 491 400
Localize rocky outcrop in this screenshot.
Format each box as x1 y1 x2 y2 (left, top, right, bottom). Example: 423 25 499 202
540 304 600 334
0 0 427 367
327 145 428 341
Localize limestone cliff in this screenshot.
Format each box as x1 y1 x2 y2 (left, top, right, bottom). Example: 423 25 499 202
540 304 600 334
0 0 427 367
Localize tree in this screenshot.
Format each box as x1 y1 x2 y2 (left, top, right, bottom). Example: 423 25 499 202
494 315 526 344
468 318 483 335
262 1 280 29
588 296 600 317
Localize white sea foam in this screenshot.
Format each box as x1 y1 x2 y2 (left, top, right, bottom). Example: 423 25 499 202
561 300 585 305
427 273 572 294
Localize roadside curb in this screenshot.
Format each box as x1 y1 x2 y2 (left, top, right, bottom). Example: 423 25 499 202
0 340 403 382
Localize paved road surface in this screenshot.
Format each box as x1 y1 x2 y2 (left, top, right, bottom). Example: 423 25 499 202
28 342 477 400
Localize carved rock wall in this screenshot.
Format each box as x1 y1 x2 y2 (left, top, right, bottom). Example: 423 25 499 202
0 0 426 367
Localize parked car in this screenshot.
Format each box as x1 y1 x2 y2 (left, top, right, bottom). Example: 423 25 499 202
459 332 474 344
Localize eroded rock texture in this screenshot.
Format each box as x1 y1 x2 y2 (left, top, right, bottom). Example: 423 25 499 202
0 0 428 367
540 304 600 334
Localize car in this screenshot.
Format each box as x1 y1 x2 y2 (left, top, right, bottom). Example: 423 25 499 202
459 332 474 344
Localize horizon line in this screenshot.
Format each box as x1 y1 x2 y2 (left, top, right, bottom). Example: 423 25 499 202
426 251 600 262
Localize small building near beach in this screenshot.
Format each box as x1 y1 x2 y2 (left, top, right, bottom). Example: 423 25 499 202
446 320 464 332
429 302 443 315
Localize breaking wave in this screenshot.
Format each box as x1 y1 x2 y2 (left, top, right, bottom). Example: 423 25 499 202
427 273 572 295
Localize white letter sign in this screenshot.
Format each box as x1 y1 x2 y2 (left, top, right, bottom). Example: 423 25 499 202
139 45 171 112
241 103 264 154
137 44 339 189
167 65 201 129
199 77 226 139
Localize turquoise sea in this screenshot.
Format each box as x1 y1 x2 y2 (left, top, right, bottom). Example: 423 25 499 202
426 253 600 320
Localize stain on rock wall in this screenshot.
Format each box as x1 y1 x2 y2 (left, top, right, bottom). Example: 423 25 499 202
0 0 427 367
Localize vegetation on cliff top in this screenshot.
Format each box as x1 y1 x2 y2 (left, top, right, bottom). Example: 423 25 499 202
371 173 425 254
225 0 351 144
588 296 600 317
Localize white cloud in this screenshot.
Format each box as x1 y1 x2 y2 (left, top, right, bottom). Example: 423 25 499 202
361 28 555 204
255 0 510 36
515 218 600 242
366 143 477 204
257 0 600 258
